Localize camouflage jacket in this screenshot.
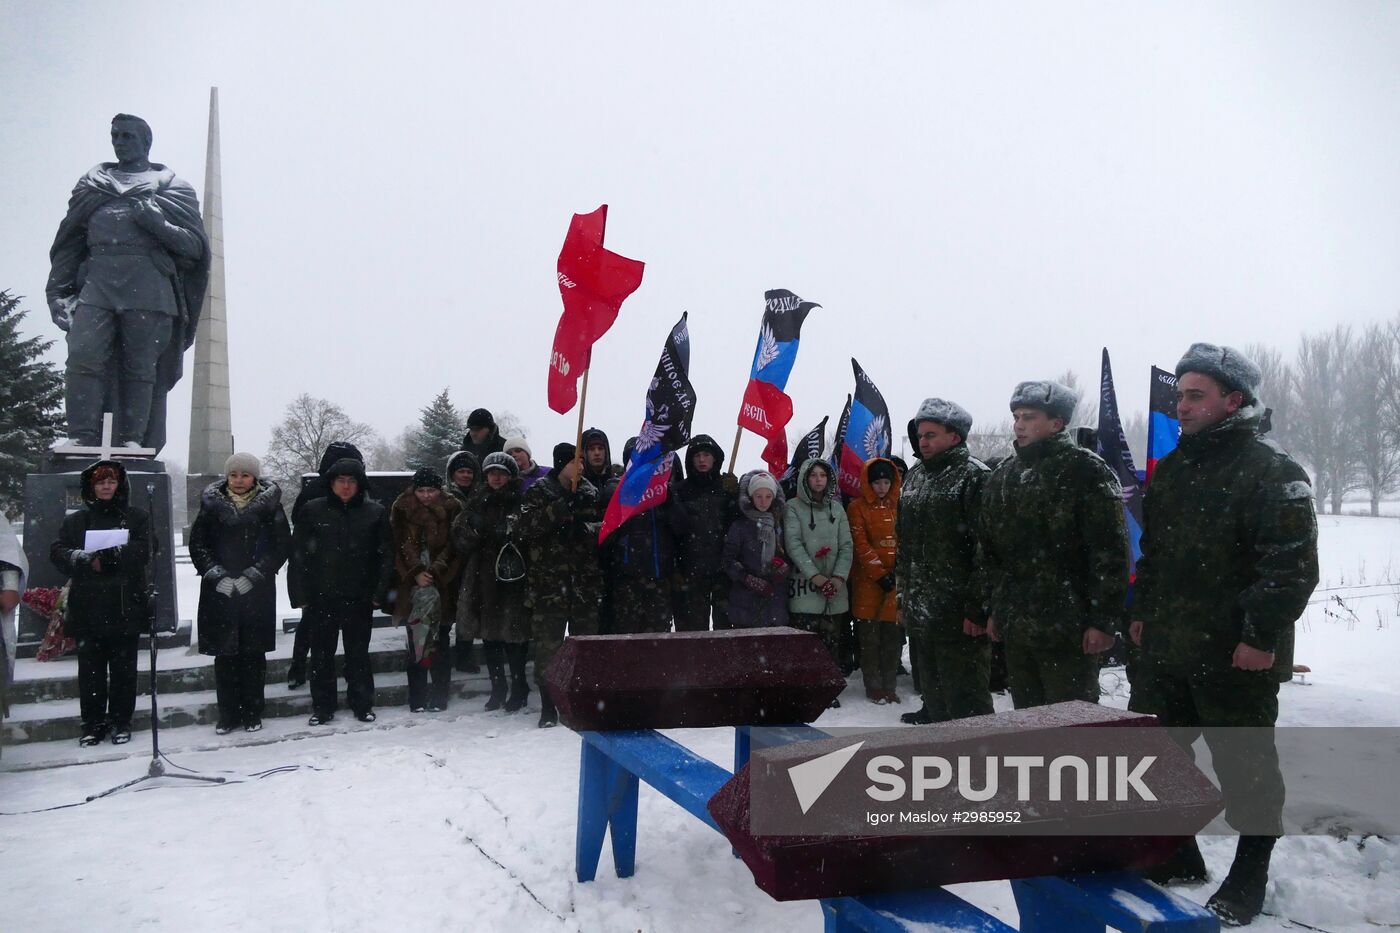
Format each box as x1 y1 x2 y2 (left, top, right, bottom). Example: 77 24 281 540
894 444 989 638
1134 406 1318 675
978 430 1130 648
515 469 605 609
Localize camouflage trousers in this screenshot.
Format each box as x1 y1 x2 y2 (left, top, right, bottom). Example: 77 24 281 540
1130 660 1284 835
673 571 730 632
606 576 673 635
1004 638 1100 710
791 612 852 675
855 619 903 692
916 631 994 721
529 597 600 688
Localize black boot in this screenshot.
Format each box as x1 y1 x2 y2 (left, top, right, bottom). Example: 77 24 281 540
482 642 508 712
900 705 935 725
1207 836 1276 927
538 689 559 728
454 639 479 673
503 643 531 713
1144 837 1208 885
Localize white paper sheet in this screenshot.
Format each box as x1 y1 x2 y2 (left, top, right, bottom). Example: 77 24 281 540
84 528 130 550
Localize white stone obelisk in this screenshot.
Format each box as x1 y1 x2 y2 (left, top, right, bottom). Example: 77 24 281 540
186 87 233 527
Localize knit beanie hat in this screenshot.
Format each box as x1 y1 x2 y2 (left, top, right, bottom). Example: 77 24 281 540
482 452 519 477
867 460 896 484
553 443 577 471
1175 342 1262 400
412 467 443 489
224 452 261 478
467 408 495 430
1009 380 1078 423
502 436 531 459
446 450 480 478
747 472 779 498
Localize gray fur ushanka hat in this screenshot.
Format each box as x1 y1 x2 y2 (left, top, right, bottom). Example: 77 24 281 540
1009 380 1078 423
910 398 973 441
1174 342 1261 400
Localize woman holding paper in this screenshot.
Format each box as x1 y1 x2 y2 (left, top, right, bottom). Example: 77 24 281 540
50 460 152 746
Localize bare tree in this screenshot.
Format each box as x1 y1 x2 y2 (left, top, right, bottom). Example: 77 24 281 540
1243 341 1294 450
1351 322 1400 516
967 417 1015 465
1291 326 1358 514
366 428 411 472
264 394 376 491
1056 369 1099 430
495 409 530 441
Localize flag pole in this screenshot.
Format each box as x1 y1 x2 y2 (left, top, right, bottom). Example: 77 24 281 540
728 424 743 477
571 368 590 491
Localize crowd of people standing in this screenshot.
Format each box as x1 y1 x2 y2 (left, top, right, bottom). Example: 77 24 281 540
46 343 1318 926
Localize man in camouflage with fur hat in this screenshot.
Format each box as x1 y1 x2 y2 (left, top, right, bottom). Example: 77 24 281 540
895 398 994 724
978 380 1130 709
1129 343 1319 927
515 442 606 727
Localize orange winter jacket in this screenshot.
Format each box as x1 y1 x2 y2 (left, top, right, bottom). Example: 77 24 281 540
846 459 901 622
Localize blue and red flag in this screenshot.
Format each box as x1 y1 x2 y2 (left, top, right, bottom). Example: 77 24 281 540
834 359 892 499
1145 366 1180 482
600 313 696 542
547 205 646 414
737 289 819 475
1094 348 1144 566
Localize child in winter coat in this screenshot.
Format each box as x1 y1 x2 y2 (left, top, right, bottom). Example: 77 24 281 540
846 458 902 704
784 459 854 694
722 471 791 628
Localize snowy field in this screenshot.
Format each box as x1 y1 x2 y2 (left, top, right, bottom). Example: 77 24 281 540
2 515 1398 931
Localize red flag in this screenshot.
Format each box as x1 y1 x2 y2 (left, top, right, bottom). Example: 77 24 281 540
547 205 646 414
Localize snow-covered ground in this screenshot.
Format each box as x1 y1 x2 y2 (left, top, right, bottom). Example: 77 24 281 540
2 516 1397 931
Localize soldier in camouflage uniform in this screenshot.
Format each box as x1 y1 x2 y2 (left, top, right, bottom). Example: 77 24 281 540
979 380 1130 709
601 436 689 634
516 442 606 728
1129 343 1319 927
895 398 994 724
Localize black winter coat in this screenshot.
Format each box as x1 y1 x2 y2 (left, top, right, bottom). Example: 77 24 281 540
675 436 738 578
50 460 153 638
289 486 393 608
189 481 292 655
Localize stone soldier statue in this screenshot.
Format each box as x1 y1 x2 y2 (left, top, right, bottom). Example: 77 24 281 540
46 114 209 452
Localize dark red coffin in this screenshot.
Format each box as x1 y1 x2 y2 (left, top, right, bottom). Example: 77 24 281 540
542 627 845 731
707 702 1224 901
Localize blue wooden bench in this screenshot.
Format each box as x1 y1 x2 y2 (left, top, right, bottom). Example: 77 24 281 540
574 725 1218 932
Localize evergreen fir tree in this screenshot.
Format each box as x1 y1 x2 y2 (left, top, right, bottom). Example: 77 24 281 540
0 291 65 518
405 388 466 473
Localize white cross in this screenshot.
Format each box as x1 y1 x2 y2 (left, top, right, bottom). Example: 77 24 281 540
52 413 157 459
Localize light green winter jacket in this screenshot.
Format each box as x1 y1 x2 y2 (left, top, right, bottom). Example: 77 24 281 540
784 459 855 614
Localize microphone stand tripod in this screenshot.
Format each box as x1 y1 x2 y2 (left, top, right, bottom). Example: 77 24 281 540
87 477 226 801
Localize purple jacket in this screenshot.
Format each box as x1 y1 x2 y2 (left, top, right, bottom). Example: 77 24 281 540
519 463 549 492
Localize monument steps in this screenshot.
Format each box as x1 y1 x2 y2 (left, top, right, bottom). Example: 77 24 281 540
4 630 501 746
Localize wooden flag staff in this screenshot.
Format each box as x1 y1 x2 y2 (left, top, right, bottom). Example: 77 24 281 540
571 369 591 492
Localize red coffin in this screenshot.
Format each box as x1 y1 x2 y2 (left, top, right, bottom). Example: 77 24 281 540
707 702 1224 901
542 627 846 731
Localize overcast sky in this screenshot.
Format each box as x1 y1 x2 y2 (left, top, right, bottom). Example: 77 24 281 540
3 1 1398 473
